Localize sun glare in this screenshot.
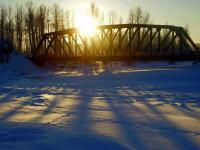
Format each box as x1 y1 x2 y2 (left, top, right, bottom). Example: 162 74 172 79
75 15 97 36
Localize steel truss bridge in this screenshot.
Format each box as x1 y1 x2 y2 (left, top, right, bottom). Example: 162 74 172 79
32 24 199 63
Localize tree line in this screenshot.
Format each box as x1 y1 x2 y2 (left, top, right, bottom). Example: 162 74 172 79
0 1 191 55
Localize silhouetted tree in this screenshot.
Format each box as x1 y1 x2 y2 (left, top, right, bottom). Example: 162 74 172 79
135 7 143 24
15 5 24 51
65 9 74 28
52 3 62 31
36 5 46 41
5 6 14 45
45 8 51 33
60 9 65 30
25 1 36 53
108 10 118 25
90 1 99 20
0 4 6 39
128 8 134 24
128 7 151 24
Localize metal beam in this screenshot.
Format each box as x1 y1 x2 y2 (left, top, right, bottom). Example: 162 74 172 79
32 24 200 60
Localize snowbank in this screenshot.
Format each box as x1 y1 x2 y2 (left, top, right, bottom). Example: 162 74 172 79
0 51 39 73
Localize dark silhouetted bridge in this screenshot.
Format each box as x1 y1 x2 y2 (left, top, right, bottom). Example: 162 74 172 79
31 24 199 63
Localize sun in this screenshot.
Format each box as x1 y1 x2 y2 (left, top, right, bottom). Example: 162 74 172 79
75 14 97 36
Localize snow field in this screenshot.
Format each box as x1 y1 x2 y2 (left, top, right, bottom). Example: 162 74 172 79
0 54 200 149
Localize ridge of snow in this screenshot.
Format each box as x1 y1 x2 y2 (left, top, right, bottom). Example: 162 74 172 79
0 50 39 73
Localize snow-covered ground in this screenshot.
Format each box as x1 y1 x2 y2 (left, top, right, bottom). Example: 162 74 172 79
0 53 200 150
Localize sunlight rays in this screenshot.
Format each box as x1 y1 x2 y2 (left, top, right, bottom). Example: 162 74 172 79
75 14 97 36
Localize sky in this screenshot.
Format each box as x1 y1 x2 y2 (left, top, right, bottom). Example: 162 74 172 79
1 0 200 43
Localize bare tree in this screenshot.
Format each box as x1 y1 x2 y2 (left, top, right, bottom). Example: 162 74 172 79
25 1 36 53
128 7 135 24
60 9 65 30
6 6 14 44
108 10 118 25
143 12 152 24
15 5 24 51
52 3 62 31
90 1 100 23
128 7 153 49
36 5 46 39
128 7 152 24
65 9 71 28
0 4 6 39
45 8 51 33
135 7 143 24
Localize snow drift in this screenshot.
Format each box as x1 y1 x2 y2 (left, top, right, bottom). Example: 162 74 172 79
0 50 38 73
